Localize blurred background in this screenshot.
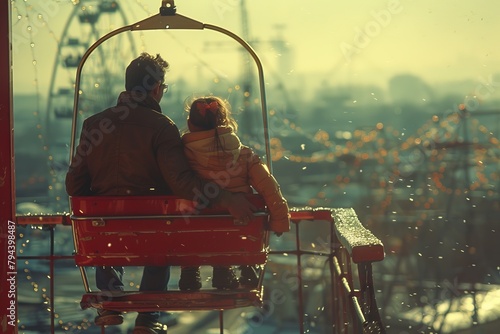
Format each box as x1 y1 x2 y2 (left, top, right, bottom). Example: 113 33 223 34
12 0 500 333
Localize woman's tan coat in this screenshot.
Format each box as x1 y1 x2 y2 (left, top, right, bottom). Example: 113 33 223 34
182 127 290 233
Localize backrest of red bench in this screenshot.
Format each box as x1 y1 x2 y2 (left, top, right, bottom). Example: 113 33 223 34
70 195 269 267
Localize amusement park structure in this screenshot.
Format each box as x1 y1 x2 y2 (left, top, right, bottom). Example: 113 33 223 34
7 1 500 333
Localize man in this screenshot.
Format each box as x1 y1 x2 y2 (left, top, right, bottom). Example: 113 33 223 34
66 52 254 334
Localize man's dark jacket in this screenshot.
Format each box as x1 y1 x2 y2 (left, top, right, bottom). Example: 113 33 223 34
65 91 210 200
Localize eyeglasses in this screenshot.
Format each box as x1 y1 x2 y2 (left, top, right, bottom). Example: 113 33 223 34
161 83 168 93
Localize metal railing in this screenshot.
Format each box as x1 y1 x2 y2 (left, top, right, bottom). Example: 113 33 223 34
16 206 385 333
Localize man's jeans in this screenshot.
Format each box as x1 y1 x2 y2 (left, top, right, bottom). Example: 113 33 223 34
96 265 170 323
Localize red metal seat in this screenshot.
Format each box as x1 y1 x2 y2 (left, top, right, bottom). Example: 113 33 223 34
65 0 276 317
70 194 269 311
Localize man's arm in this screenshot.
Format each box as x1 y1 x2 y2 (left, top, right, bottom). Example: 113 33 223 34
65 165 92 196
65 121 93 196
216 191 256 223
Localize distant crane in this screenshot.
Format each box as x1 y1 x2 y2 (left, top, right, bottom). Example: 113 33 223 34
202 0 292 141
239 0 257 139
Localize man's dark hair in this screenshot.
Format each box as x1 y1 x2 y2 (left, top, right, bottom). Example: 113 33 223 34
125 52 169 92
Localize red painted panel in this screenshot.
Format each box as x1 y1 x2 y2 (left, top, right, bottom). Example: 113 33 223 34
71 195 269 267
0 2 17 333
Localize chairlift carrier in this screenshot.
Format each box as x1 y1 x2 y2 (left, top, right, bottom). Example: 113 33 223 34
69 0 273 314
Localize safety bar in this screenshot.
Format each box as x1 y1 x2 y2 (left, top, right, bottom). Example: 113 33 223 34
69 211 268 221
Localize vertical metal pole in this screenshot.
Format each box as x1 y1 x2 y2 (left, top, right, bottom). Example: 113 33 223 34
295 222 305 333
329 217 337 332
50 227 55 333
219 310 224 334
0 2 17 333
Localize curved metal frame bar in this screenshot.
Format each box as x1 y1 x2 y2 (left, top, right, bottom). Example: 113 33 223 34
68 1 273 311
70 11 271 171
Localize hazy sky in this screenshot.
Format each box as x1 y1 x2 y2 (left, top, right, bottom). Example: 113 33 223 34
10 0 500 96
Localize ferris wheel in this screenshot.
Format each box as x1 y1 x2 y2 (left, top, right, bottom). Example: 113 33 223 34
45 0 137 209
